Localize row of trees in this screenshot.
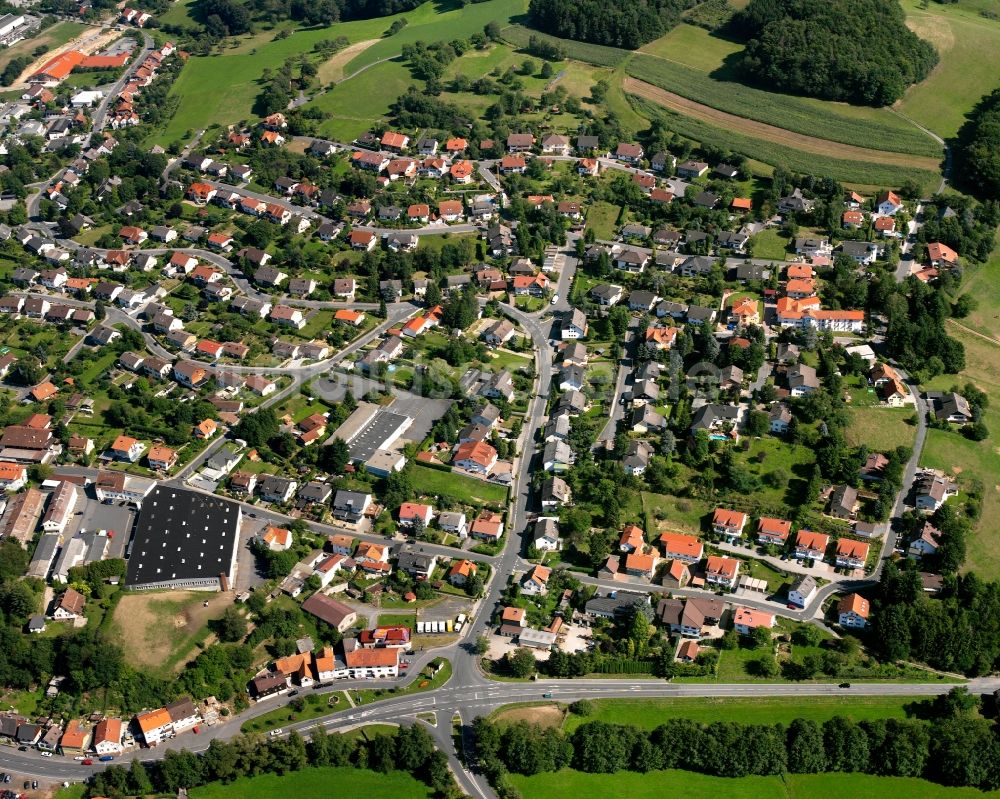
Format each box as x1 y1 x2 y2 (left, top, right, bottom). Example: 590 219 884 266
475 691 1000 790
735 0 938 106
89 723 460 798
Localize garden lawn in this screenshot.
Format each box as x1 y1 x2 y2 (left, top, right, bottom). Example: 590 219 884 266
922 339 1000 579
752 228 790 261
309 58 413 142
513 769 1000 799
410 463 508 505
561 696 913 732
845 407 918 451
640 491 708 534
190 767 431 799
240 692 348 734
585 202 621 240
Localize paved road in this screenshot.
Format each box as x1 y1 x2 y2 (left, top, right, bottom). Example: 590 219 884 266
91 33 155 133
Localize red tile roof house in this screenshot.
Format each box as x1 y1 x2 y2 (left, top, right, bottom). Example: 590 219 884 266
398 502 434 528
704 555 740 590
756 517 791 546
380 130 410 152
733 606 775 636
618 524 645 553
835 538 870 569
658 532 704 564
837 593 870 628
712 508 748 542
793 530 830 561
615 142 644 164
349 230 377 251
452 440 498 475
195 339 224 360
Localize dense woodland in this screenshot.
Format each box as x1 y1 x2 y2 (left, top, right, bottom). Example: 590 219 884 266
953 88 1000 202
734 0 938 105
475 689 1000 795
528 0 695 48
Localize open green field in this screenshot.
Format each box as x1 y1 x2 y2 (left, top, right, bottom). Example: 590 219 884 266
310 59 418 141
896 0 1000 139
501 24 629 67
625 54 941 158
639 22 743 71
845 406 918 451
560 696 915 732
0 21 91 74
514 769 1000 799
922 325 1000 580
158 0 197 27
190 767 432 799
630 99 941 192
410 463 508 505
156 0 526 144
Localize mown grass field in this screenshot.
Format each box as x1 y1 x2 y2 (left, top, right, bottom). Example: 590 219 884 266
625 54 941 158
560 696 915 732
410 463 508 505
630 99 941 192
190 767 431 799
156 0 526 143
639 22 743 70
896 0 1000 139
922 325 1000 580
845 407 918 451
514 770 1000 799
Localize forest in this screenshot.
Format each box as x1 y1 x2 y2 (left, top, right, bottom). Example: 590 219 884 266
193 0 426 35
475 691 1000 793
527 0 695 48
953 88 1000 202
734 0 938 106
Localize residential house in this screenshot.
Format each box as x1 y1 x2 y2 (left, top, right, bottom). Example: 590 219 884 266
704 555 739 590
837 593 870 628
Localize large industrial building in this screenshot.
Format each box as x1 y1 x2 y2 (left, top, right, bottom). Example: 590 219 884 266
125 486 242 591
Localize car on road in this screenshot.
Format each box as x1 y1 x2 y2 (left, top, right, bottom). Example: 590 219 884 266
839 682 852 688
99 755 114 762
192 726 199 734
542 692 553 698
269 729 283 736
288 690 298 697
40 752 53 758
550 294 559 305
74 756 87 761
82 759 93 765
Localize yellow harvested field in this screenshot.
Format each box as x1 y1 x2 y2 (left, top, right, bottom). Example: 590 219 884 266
318 39 379 84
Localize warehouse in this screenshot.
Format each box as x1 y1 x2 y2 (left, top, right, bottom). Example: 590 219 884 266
125 486 242 590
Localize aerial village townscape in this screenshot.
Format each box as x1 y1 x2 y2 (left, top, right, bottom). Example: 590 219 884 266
0 0 995 796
